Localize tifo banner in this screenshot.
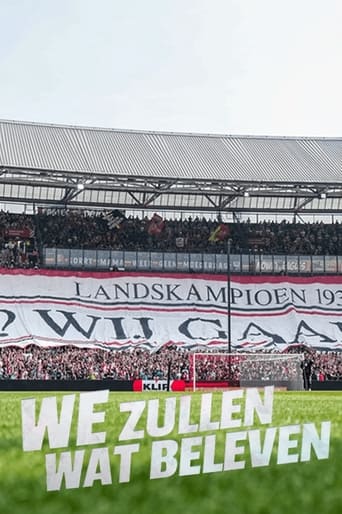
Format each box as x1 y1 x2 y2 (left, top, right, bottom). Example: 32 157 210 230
1 269 342 351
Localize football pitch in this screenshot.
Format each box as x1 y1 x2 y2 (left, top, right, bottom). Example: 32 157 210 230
0 389 341 514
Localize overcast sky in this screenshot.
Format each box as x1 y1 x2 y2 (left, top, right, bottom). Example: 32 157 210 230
0 0 341 137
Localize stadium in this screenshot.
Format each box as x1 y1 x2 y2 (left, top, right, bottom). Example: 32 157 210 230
0 120 341 514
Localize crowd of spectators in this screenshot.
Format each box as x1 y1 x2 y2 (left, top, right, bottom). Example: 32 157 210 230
190 350 342 382
0 345 341 382
35 210 342 255
0 345 190 381
0 210 342 258
2 209 342 263
0 211 38 268
1 210 342 382
35 211 222 253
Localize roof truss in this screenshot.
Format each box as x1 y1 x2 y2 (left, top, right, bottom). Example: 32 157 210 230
1 165 342 215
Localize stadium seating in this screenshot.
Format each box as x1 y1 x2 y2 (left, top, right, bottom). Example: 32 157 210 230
0 345 340 381
2 210 342 269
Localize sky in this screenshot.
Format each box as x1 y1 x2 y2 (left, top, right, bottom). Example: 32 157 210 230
0 0 341 137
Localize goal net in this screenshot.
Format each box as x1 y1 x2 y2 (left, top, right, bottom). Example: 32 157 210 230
190 352 304 391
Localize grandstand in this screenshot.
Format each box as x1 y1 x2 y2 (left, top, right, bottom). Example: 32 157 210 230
0 119 342 390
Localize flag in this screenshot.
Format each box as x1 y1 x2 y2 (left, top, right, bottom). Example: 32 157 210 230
6 228 34 238
103 209 126 229
148 213 164 236
208 223 230 242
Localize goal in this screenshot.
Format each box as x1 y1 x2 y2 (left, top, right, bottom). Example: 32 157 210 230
189 352 304 391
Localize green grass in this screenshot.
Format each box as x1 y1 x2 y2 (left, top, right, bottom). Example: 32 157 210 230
0 390 341 514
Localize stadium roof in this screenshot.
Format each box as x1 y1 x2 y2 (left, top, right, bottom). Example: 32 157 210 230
1 118 342 215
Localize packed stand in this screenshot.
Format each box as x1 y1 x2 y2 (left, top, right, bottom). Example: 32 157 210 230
0 345 341 382
0 345 190 381
2 210 342 270
0 211 38 268
33 210 342 256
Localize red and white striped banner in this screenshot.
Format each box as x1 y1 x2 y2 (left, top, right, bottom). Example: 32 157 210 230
0 269 342 351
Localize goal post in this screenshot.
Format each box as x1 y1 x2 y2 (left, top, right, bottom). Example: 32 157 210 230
190 352 304 391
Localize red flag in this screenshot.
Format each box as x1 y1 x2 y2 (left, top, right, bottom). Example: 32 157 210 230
148 214 164 236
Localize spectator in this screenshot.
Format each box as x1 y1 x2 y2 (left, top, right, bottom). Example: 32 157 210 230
0 345 340 381
2 209 342 268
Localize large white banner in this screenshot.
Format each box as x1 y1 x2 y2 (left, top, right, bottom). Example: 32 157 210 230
1 269 342 351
